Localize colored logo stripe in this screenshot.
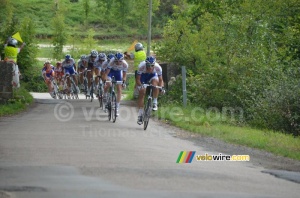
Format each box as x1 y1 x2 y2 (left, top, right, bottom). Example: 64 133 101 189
176 151 196 163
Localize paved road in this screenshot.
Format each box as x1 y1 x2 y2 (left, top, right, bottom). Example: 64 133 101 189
0 93 299 198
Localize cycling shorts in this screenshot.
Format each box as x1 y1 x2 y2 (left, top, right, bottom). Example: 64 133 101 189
108 69 123 81
64 67 76 76
139 73 158 84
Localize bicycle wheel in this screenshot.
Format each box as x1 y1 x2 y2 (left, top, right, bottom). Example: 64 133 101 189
52 83 58 99
143 98 152 130
107 97 112 121
83 78 88 95
71 81 78 100
90 82 94 102
98 84 103 108
111 92 117 123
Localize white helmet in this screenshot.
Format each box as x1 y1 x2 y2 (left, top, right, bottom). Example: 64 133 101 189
135 43 143 52
8 38 18 47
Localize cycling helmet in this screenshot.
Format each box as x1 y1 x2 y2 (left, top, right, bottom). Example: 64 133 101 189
98 53 106 61
65 54 71 60
8 38 18 47
56 61 62 66
90 50 98 58
114 52 124 61
80 55 87 61
107 53 114 61
145 56 156 67
44 60 51 64
135 42 143 52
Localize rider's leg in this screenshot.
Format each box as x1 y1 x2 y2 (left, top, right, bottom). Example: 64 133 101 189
137 87 146 124
87 70 92 96
152 79 159 104
79 67 84 86
94 68 101 94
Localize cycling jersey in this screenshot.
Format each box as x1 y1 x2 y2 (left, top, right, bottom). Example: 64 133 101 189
45 69 55 78
77 60 86 69
85 55 98 70
54 67 64 77
137 61 162 76
62 58 76 69
107 58 128 72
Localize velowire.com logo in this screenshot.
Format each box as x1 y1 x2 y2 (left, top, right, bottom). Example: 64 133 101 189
177 151 250 163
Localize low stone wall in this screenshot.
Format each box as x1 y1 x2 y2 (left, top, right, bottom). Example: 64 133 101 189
0 61 14 101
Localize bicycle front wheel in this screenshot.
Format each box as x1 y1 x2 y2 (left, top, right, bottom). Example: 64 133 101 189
107 97 112 121
71 80 78 99
111 93 117 123
143 98 152 130
98 85 103 108
90 82 94 102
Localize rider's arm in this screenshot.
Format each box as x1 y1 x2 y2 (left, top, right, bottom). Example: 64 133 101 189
158 75 164 87
136 74 142 87
104 68 110 80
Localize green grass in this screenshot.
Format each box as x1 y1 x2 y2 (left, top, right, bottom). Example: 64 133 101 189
154 105 300 160
0 86 34 117
123 74 135 101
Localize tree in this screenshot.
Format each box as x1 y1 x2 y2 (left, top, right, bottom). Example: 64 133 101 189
52 13 67 60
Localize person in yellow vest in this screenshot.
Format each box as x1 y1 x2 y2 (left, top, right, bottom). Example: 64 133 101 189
4 37 25 88
4 37 25 63
124 43 146 98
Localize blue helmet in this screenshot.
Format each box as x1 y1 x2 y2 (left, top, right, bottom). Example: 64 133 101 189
114 52 124 61
145 56 156 67
65 54 71 60
107 53 114 61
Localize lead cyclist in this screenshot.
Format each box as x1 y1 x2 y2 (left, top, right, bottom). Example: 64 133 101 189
136 56 164 125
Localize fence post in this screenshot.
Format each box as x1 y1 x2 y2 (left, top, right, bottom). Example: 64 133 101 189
182 66 187 107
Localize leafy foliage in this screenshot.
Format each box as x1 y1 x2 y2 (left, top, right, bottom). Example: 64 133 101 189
158 0 300 135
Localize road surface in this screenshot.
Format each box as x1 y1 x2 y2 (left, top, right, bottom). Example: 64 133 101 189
0 93 299 198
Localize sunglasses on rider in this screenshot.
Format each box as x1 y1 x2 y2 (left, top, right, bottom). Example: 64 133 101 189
146 63 154 67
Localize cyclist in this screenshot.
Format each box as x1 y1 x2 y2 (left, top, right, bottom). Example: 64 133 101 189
62 54 79 94
94 53 106 94
104 52 128 116
41 61 54 77
101 53 114 108
77 55 87 90
54 61 64 91
136 56 164 125
42 61 56 98
124 43 146 98
101 53 114 77
85 50 98 96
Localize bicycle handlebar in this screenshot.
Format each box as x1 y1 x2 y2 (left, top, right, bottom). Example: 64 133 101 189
141 84 163 89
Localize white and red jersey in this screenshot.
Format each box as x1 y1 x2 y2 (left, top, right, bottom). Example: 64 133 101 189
54 66 64 77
